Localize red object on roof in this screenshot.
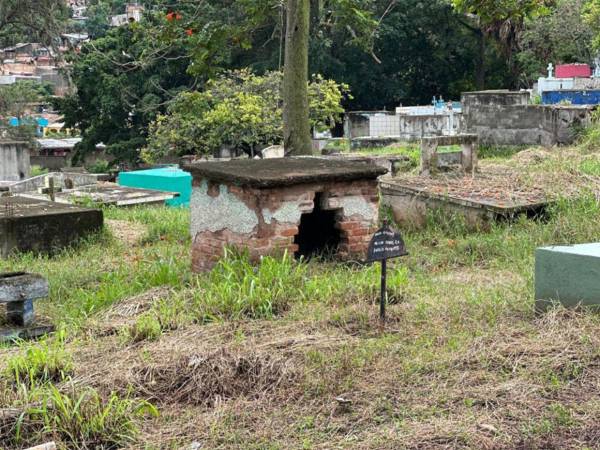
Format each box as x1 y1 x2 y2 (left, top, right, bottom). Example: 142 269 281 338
556 64 591 78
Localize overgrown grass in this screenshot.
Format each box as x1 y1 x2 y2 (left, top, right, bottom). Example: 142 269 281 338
0 206 190 327
478 144 528 160
2 150 600 448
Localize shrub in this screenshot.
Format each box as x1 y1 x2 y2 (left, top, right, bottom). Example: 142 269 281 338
124 313 163 343
578 109 600 152
30 165 49 177
87 159 111 174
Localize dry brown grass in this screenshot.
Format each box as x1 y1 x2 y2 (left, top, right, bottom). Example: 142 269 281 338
52 291 598 449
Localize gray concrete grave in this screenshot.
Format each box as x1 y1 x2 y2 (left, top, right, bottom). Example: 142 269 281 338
0 272 49 326
0 196 103 258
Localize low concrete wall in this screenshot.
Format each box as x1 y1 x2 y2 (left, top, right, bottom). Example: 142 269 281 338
537 77 574 96
30 152 115 171
8 172 108 194
0 141 30 181
345 111 464 143
462 91 594 146
573 78 600 90
30 155 70 171
398 114 463 139
463 90 530 107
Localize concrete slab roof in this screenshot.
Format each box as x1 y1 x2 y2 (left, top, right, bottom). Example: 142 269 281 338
0 195 97 219
182 157 388 188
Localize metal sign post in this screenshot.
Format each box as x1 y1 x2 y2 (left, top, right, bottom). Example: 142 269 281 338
367 220 408 322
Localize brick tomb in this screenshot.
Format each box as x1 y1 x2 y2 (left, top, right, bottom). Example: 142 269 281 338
183 158 387 272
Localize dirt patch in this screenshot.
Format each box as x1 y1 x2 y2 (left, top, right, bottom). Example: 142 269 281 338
106 219 148 246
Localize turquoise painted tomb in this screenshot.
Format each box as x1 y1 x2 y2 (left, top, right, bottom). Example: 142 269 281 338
118 167 192 207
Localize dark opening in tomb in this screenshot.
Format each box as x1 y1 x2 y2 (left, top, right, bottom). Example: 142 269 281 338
294 193 342 259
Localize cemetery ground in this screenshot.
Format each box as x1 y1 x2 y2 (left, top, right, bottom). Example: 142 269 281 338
3 147 600 449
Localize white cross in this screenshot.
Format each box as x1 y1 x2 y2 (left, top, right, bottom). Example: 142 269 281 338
547 63 554 79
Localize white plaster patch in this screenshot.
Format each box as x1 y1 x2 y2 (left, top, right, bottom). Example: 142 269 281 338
190 181 259 236
263 201 304 225
338 196 376 220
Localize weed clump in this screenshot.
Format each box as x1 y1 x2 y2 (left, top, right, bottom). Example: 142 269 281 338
123 313 163 343
195 250 307 321
1 385 157 449
6 333 73 386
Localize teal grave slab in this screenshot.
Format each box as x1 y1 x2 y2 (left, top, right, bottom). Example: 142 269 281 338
535 243 600 311
118 166 192 207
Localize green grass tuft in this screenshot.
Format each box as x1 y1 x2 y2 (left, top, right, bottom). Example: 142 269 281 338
6 331 73 386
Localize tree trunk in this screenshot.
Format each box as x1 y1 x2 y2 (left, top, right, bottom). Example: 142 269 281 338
476 31 485 90
283 0 313 156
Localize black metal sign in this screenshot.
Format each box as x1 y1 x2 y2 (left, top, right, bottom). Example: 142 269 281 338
367 221 408 322
367 224 408 262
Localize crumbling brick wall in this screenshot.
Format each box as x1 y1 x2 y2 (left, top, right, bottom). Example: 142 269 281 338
190 178 380 272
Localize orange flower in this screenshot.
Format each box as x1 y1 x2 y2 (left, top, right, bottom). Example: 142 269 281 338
166 12 175 21
185 29 193 36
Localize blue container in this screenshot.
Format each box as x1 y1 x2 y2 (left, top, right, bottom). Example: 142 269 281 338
542 90 600 105
118 167 192 207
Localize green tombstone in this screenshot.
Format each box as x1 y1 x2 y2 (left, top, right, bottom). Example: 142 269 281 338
535 243 600 311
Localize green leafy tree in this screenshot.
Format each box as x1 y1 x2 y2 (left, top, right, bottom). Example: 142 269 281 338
451 0 553 87
143 70 348 162
57 1 281 163
518 0 593 85
85 2 112 39
56 23 193 164
0 0 68 48
583 0 600 51
0 81 48 140
308 0 500 109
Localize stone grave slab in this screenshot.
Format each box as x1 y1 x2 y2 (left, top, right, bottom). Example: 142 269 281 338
183 157 387 188
19 183 179 207
0 196 103 258
535 243 600 311
380 170 549 230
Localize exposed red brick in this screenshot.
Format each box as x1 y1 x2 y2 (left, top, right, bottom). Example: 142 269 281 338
191 177 380 272
280 227 299 238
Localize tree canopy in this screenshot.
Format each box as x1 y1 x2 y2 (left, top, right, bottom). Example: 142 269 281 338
143 70 348 161
56 23 193 163
0 0 69 49
51 0 599 162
